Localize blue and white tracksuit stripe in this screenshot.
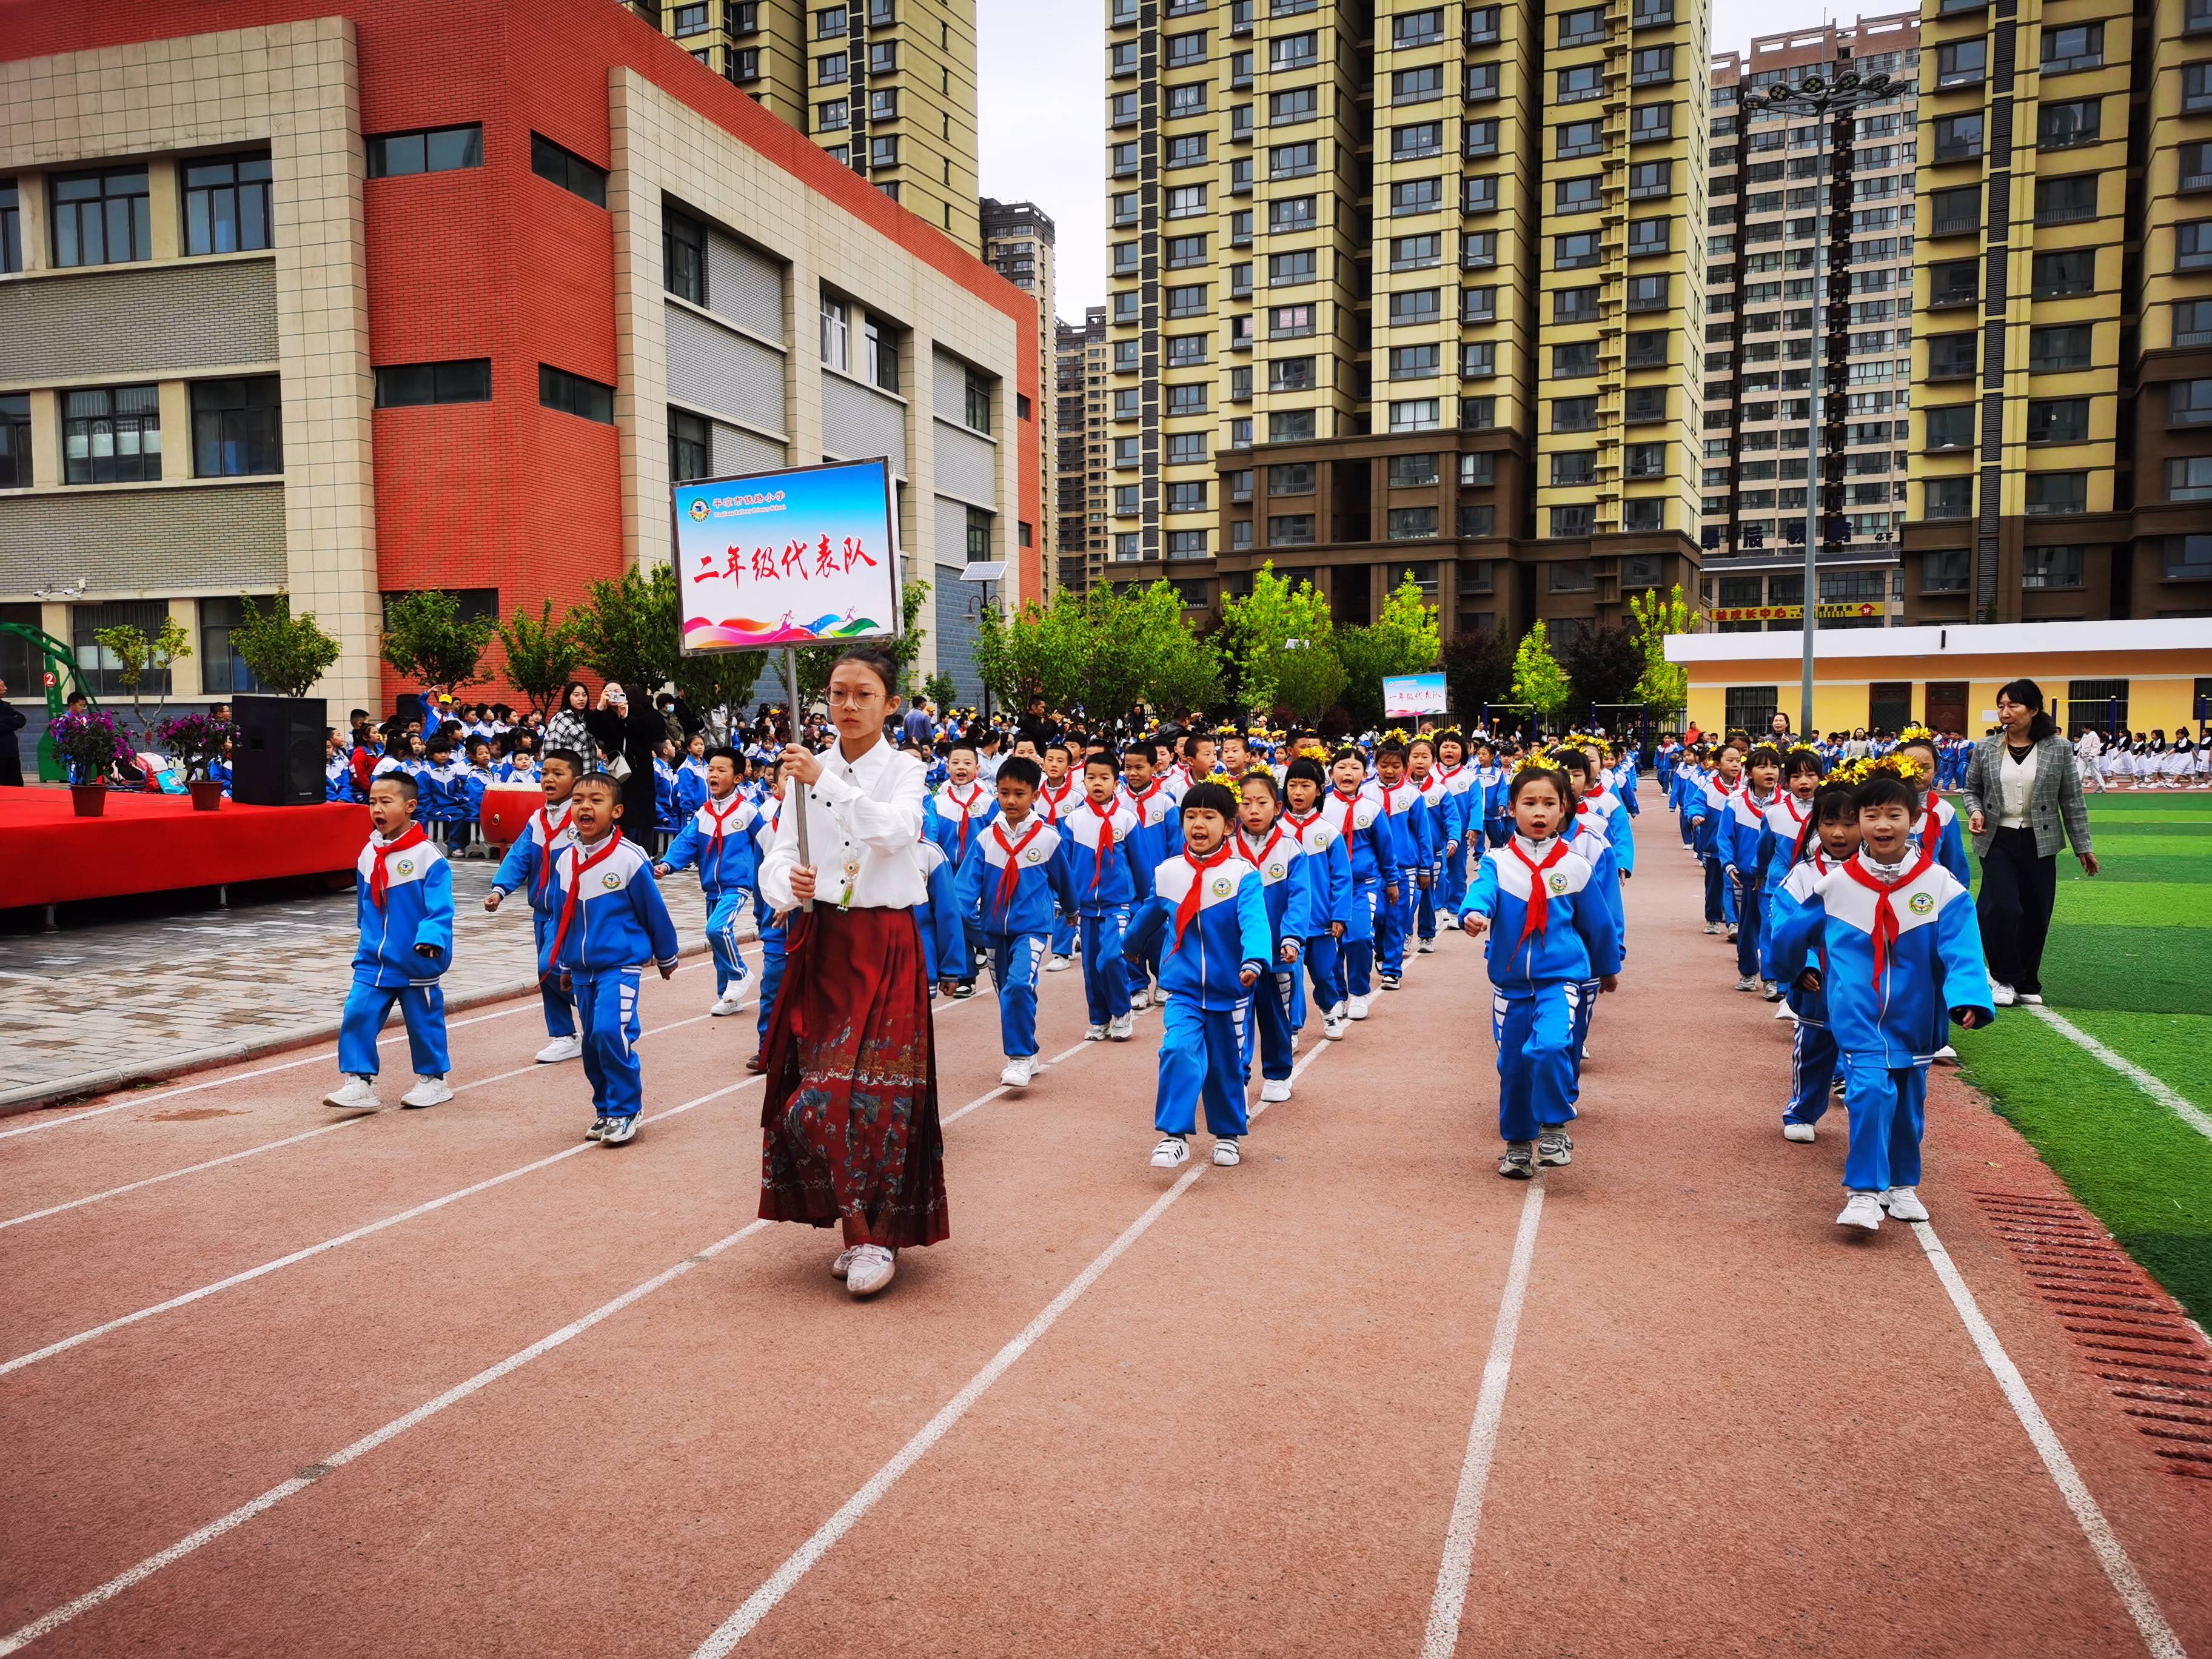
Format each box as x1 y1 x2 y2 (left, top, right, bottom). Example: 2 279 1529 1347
540 835 683 1121
1122 854 1273 1139
491 807 578 1041
341 834 455 1079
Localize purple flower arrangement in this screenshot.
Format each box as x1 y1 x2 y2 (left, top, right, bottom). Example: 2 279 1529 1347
49 707 129 786
150 712 238 782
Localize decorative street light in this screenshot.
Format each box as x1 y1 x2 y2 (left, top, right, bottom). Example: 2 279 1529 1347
1740 67 1899 740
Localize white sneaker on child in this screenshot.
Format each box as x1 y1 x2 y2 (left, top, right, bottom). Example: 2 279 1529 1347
1084 1023 1107 1042
1130 987 1153 1010
1045 954 1072 973
324 1077 380 1111
1782 1122 1817 1143
1000 1056 1037 1088
1212 1138 1241 1167
1321 1011 1349 1041
1259 1078 1292 1104
1108 1013 1135 1041
1150 1134 1190 1169
1884 1187 1930 1222
710 995 745 1017
1347 994 1372 1020
400 1076 452 1110
1836 1193 1884 1231
536 1034 583 1064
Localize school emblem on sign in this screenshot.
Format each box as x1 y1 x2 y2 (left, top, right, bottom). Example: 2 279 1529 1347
602 871 622 890
1908 891 1934 914
395 859 414 876
1548 872 1570 894
1212 877 1231 896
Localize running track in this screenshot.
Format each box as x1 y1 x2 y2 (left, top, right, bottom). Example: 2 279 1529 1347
2 796 2207 1658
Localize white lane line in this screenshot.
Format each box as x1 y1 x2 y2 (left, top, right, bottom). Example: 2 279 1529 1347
1418 1181 1546 1659
689 1025 1335 1657
2028 1006 2212 1145
0 1120 366 1232
0 1073 760 1379
0 1218 774 1658
1912 1219 2186 1659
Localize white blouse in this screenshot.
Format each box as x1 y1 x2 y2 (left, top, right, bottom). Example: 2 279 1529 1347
759 734 927 911
1997 743 2038 830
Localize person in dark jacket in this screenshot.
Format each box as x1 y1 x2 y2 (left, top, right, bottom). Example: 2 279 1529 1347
583 682 666 834
0 676 25 786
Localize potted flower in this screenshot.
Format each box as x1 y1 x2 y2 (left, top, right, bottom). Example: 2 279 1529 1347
49 707 127 817
152 711 240 810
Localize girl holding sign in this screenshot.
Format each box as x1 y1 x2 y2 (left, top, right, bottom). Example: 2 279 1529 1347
756 646 945 1299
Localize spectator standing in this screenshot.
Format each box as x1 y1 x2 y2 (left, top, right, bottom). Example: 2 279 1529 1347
1962 678 2098 1007
0 676 25 787
545 681 594 766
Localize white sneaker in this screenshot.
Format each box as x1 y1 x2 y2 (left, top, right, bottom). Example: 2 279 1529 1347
1150 1134 1190 1169
1933 1044 1958 1062
1416 939 1436 954
1212 1137 1242 1167
1782 1122 1817 1143
1347 994 1372 1021
1108 1012 1135 1041
1045 954 1073 973
535 1034 583 1064
1084 1023 1107 1042
2017 992 2044 1006
830 1246 858 1279
324 1076 380 1110
710 994 746 1017
1703 922 1721 936
1322 1012 1348 1041
400 1075 452 1110
1259 1078 1292 1104
1837 1193 1884 1232
1736 974 1759 992
845 1244 897 1298
1885 1186 1930 1222
1000 1056 1037 1088
1991 982 2017 1007
1130 987 1153 1010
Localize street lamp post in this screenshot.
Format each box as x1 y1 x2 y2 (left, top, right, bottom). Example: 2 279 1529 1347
1741 67 1898 740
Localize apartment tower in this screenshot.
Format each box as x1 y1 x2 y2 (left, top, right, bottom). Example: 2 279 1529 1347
1057 307 1113 589
1104 0 1710 640
1907 0 2212 622
639 0 981 245
982 198 1059 583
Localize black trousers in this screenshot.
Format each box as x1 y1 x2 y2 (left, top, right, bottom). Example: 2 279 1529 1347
1977 826 2057 994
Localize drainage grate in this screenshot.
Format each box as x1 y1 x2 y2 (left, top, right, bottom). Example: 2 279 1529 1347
1971 1191 2212 1482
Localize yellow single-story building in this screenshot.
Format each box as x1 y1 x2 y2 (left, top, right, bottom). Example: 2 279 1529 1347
1664 618 2212 737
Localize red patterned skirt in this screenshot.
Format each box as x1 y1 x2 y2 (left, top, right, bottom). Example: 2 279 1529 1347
757 905 948 1248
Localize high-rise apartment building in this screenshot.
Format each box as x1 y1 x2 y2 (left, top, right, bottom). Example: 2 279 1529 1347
1104 0 1710 641
1701 16 1919 632
1057 307 1113 589
1906 0 2212 623
982 198 1058 583
636 0 981 246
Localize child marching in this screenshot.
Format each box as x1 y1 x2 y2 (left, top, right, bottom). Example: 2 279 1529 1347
483 746 584 1063
325 771 456 1112
954 756 1078 1089
1767 775 1860 1142
1281 755 1353 1040
1059 748 1145 1042
654 745 758 1017
1234 770 1314 1104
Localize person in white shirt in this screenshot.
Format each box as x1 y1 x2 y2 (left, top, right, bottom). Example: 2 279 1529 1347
756 648 943 1301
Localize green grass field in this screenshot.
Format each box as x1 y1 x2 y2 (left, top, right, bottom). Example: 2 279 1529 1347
1950 791 2212 1326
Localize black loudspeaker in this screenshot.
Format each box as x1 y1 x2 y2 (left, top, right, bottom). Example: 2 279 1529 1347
233 694 329 806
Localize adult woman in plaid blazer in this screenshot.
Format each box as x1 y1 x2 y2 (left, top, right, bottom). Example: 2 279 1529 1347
1962 679 2100 1006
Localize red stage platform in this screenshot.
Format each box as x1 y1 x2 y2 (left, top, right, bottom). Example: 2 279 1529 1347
0 788 370 910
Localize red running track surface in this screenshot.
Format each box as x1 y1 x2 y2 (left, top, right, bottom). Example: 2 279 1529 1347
0 789 368 909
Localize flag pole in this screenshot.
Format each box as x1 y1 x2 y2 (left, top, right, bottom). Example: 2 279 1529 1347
783 643 813 913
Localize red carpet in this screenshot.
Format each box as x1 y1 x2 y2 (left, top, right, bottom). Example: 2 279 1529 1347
0 788 369 909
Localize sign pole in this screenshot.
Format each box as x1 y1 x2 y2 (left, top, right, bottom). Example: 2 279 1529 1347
782 643 813 913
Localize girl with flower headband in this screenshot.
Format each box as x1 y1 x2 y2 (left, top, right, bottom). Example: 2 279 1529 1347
1748 745 1828 999
1430 731 1476 923
1891 728 1971 884
1768 776 1859 1142
1407 735 1454 953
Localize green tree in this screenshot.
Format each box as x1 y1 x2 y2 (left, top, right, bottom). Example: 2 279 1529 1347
1627 583 1695 719
795 576 930 703
1142 584 1224 716
1334 570 1441 729
93 612 192 739
1558 623 1646 724
976 588 1084 710
230 591 342 700
922 671 958 713
381 589 495 696
1510 620 1573 728
569 563 682 695
1440 627 1517 720
1219 561 1347 721
494 598 585 720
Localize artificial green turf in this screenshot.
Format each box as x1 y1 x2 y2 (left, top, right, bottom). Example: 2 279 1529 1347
1951 791 2212 1326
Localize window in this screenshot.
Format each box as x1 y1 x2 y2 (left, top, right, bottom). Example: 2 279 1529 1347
1465 4 1500 42
1929 257 1979 307
1920 548 1971 593
1463 63 1500 101
816 99 851 132
1628 218 1669 255
1387 506 1439 540
73 601 177 697
2035 175 2098 226
1628 161 1671 201
1270 304 1315 338
815 5 847 36
1462 231 1498 270
871 89 898 120
1627 332 1667 367
1925 480 1973 523
1271 87 1319 124
183 153 273 254
1630 45 1674 85
1170 432 1210 465
1624 441 1664 478
62 386 161 484
50 167 151 266
375 358 492 407
1271 30 1318 68
1723 686 1780 732
1553 342 1598 378
869 135 899 169
2180 220 2212 271
1557 64 1602 102
669 408 713 484
1552 451 1595 486
665 208 706 304
1558 119 1603 159
1458 506 1496 538
1553 397 1597 432
1388 289 1440 325
2029 326 2093 372
1113 484 1141 515
1269 358 1317 393
964 506 994 563
1165 233 1207 270
1390 233 1442 271
1109 41 1139 75
867 39 895 72
1925 404 1976 451
2190 63 2212 112
863 318 899 394
1392 67 1444 106
1936 39 1986 88
1554 285 1599 324
1271 142 1318 178
2040 22 2102 72
1387 453 1439 489
1267 464 1315 497
2033 250 2096 298
2024 546 2087 588
2167 535 2212 580
1392 177 1443 215
539 364 615 424
1165 529 1208 560
0 394 31 487
2174 380 2212 426
1558 6 1605 44
194 597 269 695
1555 232 1600 269
1165 383 1207 415
1459 453 1495 487
2026 472 2086 515
1392 5 1445 45
2175 298 2212 347
1631 105 1672 142
1461 176 1498 215
1389 399 1441 433
1165 481 1208 513
1 181 18 273
1167 185 1208 219
1621 498 1664 532
1460 342 1495 379
1269 196 1317 234
2027 397 2089 444
960 369 992 434
366 124 483 178
1166 133 1207 169
1269 250 1315 286
820 294 851 371
1934 113 1983 162
1632 0 1672 21
1269 514 1316 546
1549 558 1596 590
1394 122 1444 161
2037 98 2100 151
1556 175 1600 214
1549 505 1594 538
1167 81 1207 117
1460 286 1497 324
1627 273 1669 312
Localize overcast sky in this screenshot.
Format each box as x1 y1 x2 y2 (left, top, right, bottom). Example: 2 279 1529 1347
977 0 1852 320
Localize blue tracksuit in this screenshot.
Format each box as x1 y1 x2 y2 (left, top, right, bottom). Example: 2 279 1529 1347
1722 787 1781 975
1123 851 1273 1139
1609 757 1640 816
1768 851 1843 1125
1039 777 1082 961
932 782 997 984
1563 823 1624 1103
652 759 682 840
1282 809 1353 1017
1464 837 1624 1143
915 827 962 987
1470 763 1512 848
1670 763 1703 849
956 812 1078 1060
660 793 760 1000
540 832 682 1121
1415 773 1461 936
1686 773 1737 925
491 799 580 1041
1770 850 1996 1192
341 829 454 1079
1913 792 1973 886
1577 785 1636 879
1119 780 1184 997
1433 767 1480 913
1324 787 1390 997
1059 795 1145 1025
1369 780 1432 976
1235 826 1315 1082
675 757 711 819
1752 796 1816 979
749 800 788 1047
324 754 353 802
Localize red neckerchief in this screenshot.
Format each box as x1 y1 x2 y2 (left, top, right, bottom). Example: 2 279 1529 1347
991 816 1044 914
1505 836 1570 945
1236 825 1284 875
545 831 625 974
1126 779 1162 822
1082 796 1119 891
368 825 429 912
1840 845 1937 991
944 782 984 857
1330 786 1363 842
531 803 572 897
1780 793 1809 829
1039 777 1075 822
1283 808 1322 848
1412 769 1439 803
1378 781 1401 818
1174 843 1237 947
701 792 745 871
1435 762 1464 788
1925 788 1945 826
